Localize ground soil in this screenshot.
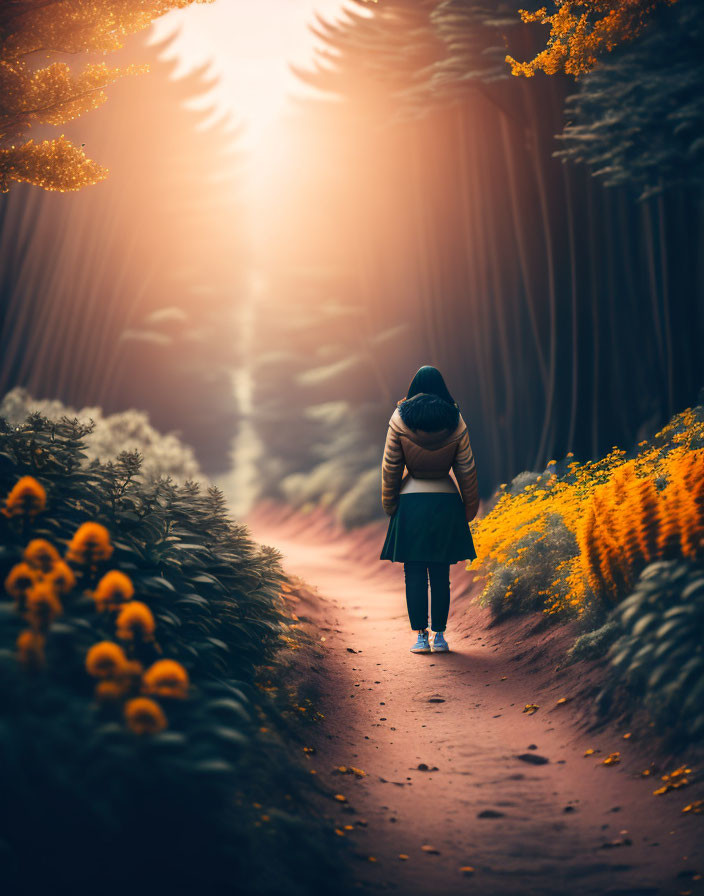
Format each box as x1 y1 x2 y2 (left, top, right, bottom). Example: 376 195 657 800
248 502 703 896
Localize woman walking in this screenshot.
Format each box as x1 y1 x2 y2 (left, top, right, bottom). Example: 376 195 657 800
380 366 479 653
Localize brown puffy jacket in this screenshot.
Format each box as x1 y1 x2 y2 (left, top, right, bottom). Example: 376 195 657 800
381 393 479 521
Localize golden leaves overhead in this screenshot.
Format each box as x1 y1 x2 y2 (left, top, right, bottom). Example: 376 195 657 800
0 0 213 192
506 0 678 78
0 136 108 192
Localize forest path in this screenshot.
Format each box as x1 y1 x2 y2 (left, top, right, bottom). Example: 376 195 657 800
248 506 701 896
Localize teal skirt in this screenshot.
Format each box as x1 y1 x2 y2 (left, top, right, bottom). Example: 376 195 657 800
380 492 476 564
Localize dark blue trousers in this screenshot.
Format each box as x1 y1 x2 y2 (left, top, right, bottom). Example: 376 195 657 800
403 561 450 632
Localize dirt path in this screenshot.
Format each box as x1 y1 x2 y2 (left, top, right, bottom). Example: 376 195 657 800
249 505 702 896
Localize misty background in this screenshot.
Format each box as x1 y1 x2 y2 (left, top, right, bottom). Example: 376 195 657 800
1 0 702 525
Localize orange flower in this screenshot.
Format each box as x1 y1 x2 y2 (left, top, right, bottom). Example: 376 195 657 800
85 641 128 678
25 582 62 630
116 601 155 641
2 476 46 518
5 562 37 604
45 560 76 596
93 570 134 612
23 538 60 573
16 629 45 669
124 697 167 735
143 659 189 699
66 522 113 566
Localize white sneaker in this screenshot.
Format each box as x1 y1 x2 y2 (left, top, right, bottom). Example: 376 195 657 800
410 631 431 654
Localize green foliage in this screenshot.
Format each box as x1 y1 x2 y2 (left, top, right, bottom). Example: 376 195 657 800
1 388 203 483
0 409 342 896
605 559 704 739
565 619 620 664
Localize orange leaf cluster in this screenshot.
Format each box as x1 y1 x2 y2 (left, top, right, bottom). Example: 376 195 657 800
506 0 678 78
573 451 704 604
0 0 212 191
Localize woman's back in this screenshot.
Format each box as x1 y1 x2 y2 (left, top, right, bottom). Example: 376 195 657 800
382 392 479 516
379 365 479 654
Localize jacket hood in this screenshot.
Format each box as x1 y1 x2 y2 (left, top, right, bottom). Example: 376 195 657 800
397 392 460 435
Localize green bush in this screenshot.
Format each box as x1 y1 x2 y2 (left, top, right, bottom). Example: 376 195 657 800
0 388 203 483
0 410 342 896
604 559 704 740
565 620 621 665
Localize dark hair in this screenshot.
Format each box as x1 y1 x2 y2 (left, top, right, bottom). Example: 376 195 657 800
405 365 456 406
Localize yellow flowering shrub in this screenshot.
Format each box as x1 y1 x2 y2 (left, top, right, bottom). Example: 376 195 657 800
471 405 704 618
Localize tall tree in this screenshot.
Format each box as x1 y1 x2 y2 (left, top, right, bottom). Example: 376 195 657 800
0 29 245 470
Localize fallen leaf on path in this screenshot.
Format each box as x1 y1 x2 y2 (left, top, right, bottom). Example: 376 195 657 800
682 801 704 815
303 746 316 754
523 704 539 714
334 794 347 803
602 752 621 766
622 732 632 739
460 867 475 875
421 845 441 854
654 766 692 795
398 854 409 861
368 856 377 863
555 697 570 706
334 829 345 837
584 748 596 757
333 765 366 778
